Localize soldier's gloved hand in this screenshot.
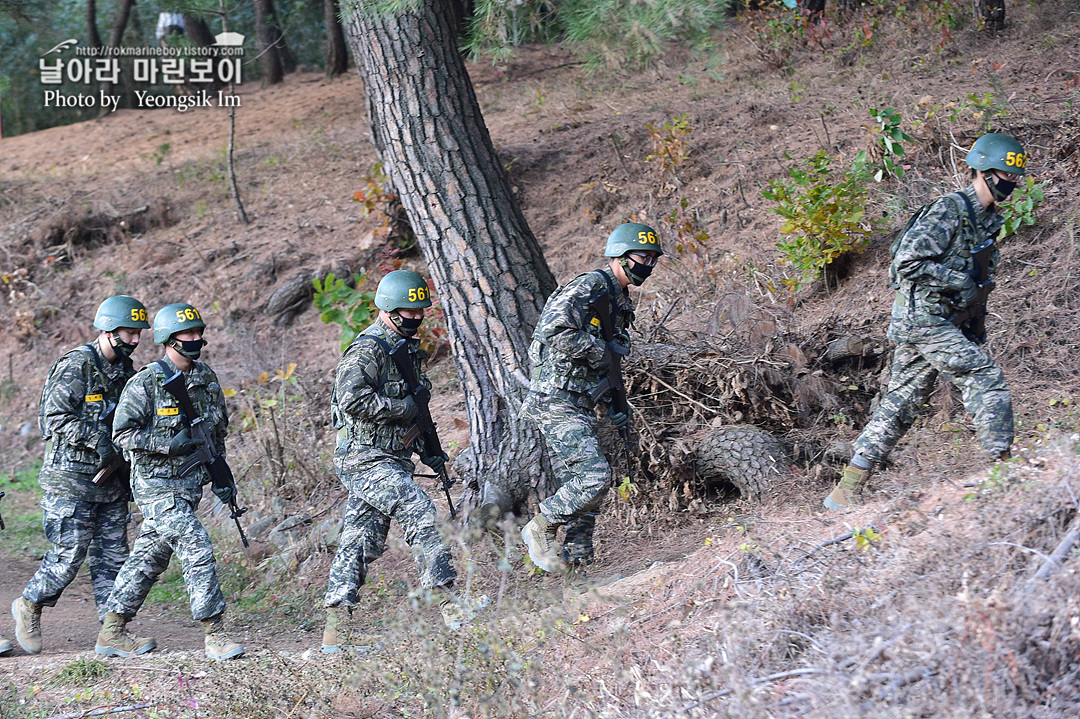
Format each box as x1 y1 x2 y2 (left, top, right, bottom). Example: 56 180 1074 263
421 451 450 472
212 482 235 505
97 435 117 465
167 427 205 457
607 338 630 358
397 395 420 423
607 405 631 429
956 275 979 308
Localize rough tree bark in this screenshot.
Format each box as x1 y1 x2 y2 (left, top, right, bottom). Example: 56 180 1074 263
268 0 298 73
253 0 285 85
342 0 558 516
324 0 349 79
184 13 215 46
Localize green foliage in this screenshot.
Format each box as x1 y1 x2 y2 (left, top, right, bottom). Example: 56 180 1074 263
852 526 881 551
965 91 1009 132
645 114 694 174
465 0 731 69
352 162 396 218
863 107 912 181
762 151 877 290
997 177 1046 240
312 272 378 351
52 658 111 684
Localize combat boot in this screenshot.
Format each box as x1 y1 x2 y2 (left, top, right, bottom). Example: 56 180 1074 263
201 615 245 661
521 513 567 574
322 604 348 654
0 633 13 655
12 597 43 654
437 590 490 631
95 613 157 658
823 465 868 511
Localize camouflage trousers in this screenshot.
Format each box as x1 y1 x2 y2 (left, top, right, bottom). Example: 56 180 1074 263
521 392 612 528
325 456 455 607
22 493 129 621
854 324 1013 465
105 495 226 621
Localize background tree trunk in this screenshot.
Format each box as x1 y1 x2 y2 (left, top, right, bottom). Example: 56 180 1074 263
86 0 103 50
343 0 558 516
253 0 285 85
96 0 134 118
324 0 348 79
184 13 215 46
269 0 297 73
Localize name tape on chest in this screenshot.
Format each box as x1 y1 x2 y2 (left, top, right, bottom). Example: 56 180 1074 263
157 407 180 416
85 394 103 402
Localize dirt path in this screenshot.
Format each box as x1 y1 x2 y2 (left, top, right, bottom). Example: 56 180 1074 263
0 557 206 662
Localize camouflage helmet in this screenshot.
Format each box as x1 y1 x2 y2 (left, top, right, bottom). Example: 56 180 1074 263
604 222 664 258
965 133 1027 176
153 303 206 344
94 295 150 331
374 270 433 311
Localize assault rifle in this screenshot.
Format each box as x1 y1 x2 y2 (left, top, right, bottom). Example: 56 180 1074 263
948 237 996 345
389 339 457 519
160 370 249 547
587 293 634 484
92 401 131 494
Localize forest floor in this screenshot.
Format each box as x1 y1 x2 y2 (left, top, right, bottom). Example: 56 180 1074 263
2 1 1080 717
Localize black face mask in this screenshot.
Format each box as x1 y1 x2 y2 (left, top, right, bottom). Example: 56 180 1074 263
109 332 137 360
391 312 423 337
986 174 1016 202
171 338 206 360
620 257 654 286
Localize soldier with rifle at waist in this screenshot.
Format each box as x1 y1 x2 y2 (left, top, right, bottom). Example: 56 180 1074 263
11 296 149 656
825 133 1027 510
519 222 662 573
322 270 479 654
97 303 244 661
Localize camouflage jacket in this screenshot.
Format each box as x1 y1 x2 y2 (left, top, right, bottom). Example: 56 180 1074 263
526 266 634 406
331 318 431 475
38 340 134 503
889 184 1005 342
112 355 228 518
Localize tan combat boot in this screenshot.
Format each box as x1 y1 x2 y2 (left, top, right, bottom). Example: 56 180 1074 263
95 612 157 658
322 605 346 654
823 465 868 511
0 633 13 655
12 597 43 654
437 590 490 631
521 513 567 574
201 615 245 661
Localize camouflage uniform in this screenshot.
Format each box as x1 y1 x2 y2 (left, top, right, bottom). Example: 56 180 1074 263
853 184 1012 464
324 318 455 607
23 342 133 620
519 266 633 547
104 355 229 622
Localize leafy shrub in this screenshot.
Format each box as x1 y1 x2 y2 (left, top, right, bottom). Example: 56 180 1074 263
761 151 878 290
861 107 912 181
465 0 731 69
312 272 378 351
645 114 694 175
997 177 1046 239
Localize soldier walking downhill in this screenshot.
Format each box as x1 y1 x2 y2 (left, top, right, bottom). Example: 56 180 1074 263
97 303 244 661
322 270 471 653
11 296 150 655
520 222 663 572
825 133 1027 510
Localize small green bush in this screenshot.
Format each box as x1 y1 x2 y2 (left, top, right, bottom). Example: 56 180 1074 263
762 151 878 291
997 177 1046 240
313 272 379 351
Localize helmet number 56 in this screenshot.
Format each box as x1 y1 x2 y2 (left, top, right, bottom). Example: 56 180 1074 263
1005 151 1026 168
176 308 201 322
637 231 658 245
407 287 427 302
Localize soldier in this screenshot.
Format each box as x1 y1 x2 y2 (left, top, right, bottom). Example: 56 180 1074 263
824 133 1027 510
519 222 663 572
11 296 149 655
322 270 464 653
97 303 244 661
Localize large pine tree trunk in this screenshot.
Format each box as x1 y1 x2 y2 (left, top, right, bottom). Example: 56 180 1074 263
97 0 134 118
268 0 298 73
342 0 557 516
253 0 284 85
324 0 349 79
